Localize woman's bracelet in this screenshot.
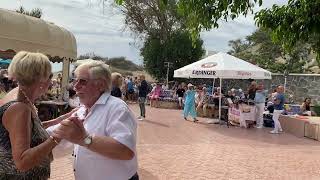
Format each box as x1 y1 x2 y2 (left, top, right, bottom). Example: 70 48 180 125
49 135 60 145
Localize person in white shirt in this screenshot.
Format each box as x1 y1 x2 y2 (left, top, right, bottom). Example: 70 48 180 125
50 60 138 180
254 83 268 128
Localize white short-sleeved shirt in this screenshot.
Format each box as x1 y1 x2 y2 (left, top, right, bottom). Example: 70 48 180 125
49 92 138 180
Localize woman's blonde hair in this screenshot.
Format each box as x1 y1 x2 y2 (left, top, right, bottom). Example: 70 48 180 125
112 72 123 88
139 74 145 80
8 51 51 86
75 60 111 92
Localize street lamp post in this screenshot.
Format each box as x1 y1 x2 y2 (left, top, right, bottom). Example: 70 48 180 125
164 62 173 87
283 54 292 93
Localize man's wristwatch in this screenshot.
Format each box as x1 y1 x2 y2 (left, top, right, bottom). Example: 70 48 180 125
83 135 93 147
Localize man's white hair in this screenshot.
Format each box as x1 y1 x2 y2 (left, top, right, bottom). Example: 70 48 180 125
75 60 111 92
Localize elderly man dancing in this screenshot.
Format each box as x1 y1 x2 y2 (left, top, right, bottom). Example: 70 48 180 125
50 60 139 180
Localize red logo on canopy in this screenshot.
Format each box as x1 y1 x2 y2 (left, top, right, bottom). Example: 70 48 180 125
237 71 252 76
201 62 217 68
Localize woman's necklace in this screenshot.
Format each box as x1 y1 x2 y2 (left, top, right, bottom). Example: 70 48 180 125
19 88 38 118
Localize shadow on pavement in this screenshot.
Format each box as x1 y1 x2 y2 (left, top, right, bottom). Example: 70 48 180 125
140 119 170 128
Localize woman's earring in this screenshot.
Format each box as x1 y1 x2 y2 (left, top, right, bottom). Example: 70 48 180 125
40 86 43 89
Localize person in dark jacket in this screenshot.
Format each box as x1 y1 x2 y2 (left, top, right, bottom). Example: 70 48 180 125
137 75 148 120
111 72 123 98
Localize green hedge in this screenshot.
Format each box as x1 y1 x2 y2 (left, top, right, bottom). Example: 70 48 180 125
313 105 320 116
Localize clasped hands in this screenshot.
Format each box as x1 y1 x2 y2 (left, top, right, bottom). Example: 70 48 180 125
52 116 88 146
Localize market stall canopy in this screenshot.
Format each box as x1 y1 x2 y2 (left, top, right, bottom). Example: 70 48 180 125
174 52 272 79
0 8 77 62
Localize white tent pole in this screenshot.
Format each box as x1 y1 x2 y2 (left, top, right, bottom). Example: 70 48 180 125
284 76 287 93
212 78 215 95
219 78 222 122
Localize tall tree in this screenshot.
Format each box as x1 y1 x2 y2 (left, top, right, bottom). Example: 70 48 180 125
119 0 184 41
115 0 262 41
255 0 320 63
116 0 320 71
228 39 248 54
117 0 204 79
229 28 309 73
177 0 262 40
16 6 42 18
141 31 204 80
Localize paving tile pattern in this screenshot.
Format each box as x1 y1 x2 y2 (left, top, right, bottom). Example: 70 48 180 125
51 104 320 180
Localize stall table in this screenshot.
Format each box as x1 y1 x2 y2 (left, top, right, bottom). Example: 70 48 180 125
228 104 255 128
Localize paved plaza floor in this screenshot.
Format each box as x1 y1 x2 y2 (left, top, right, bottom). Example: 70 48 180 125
51 104 320 180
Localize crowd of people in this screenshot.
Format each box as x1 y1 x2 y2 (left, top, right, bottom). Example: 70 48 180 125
106 75 315 133
163 81 314 134
0 51 317 179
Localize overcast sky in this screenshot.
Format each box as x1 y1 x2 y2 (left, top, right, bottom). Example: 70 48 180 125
1 0 288 67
